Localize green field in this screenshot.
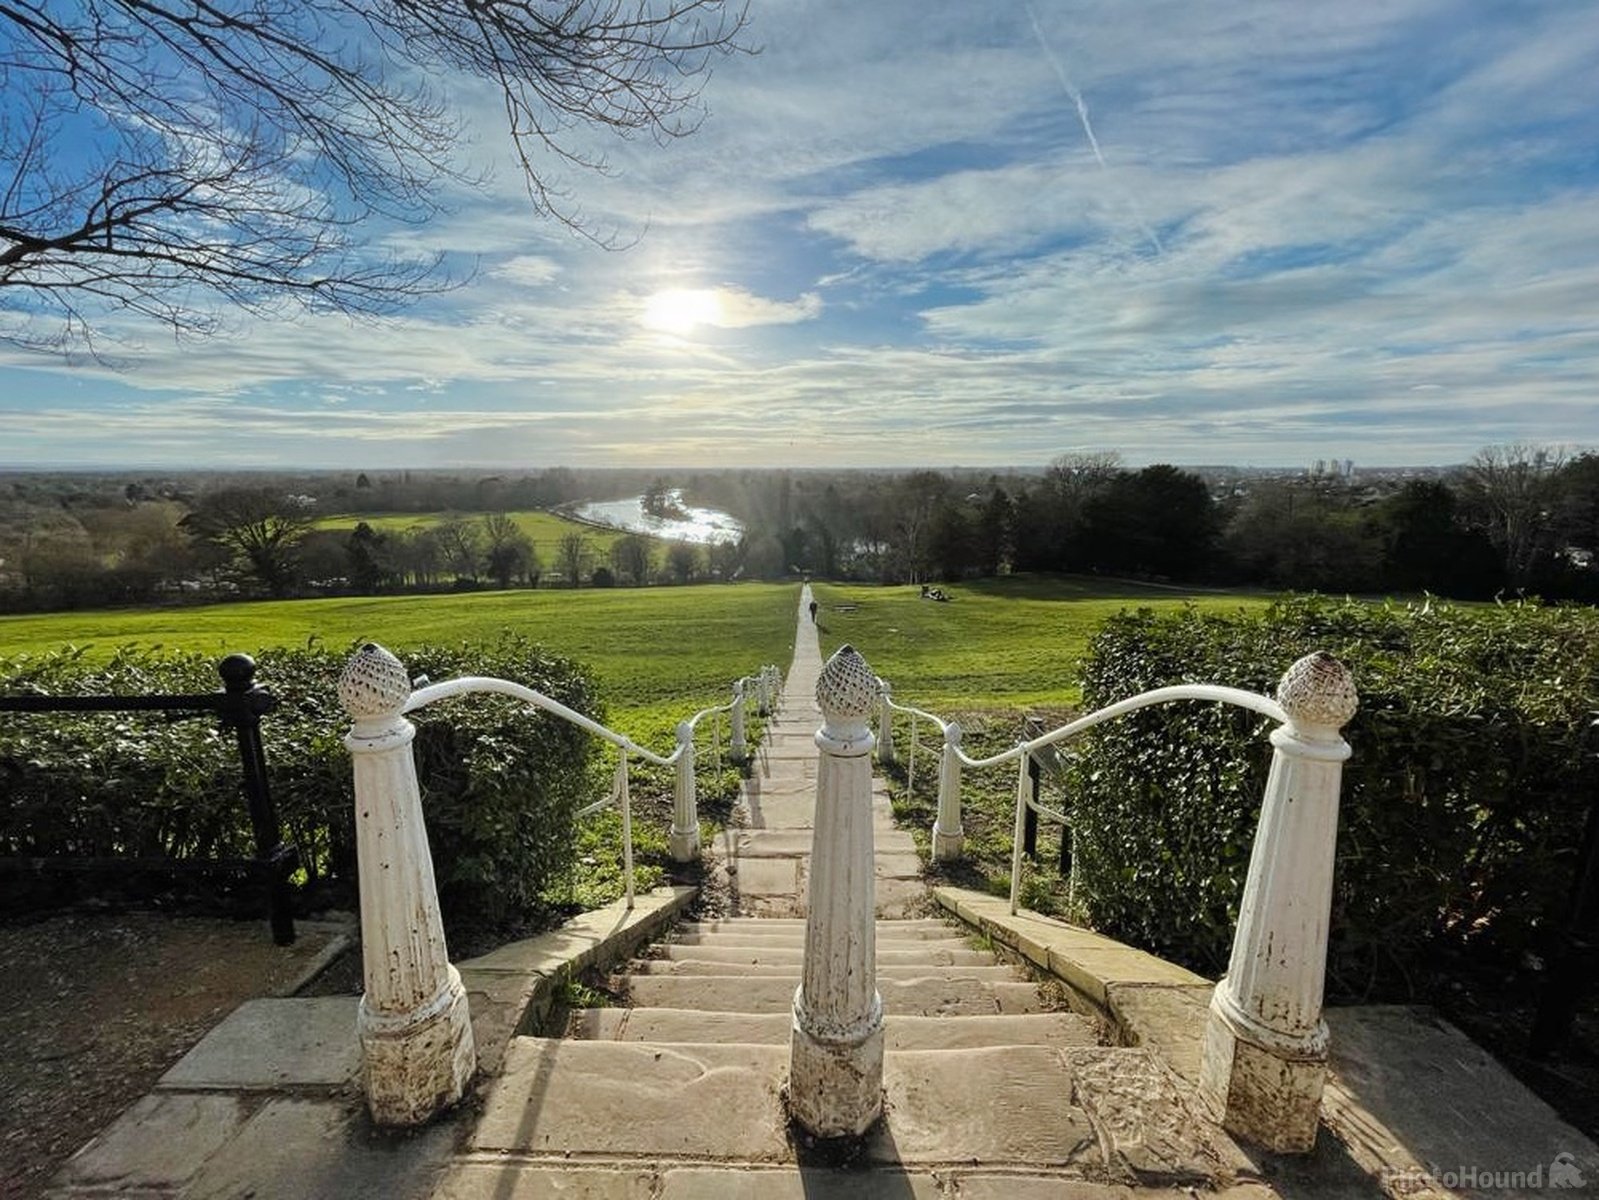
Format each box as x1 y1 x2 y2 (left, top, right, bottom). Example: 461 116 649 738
812 575 1273 710
0 583 801 731
315 509 641 559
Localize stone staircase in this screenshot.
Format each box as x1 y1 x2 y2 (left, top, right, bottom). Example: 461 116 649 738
436 588 1254 1197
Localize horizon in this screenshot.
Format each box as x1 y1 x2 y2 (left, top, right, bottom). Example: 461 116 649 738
5 2 1599 468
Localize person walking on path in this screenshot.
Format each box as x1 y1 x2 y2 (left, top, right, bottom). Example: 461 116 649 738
809 599 819 623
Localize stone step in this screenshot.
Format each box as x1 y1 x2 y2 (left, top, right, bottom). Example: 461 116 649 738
667 934 978 954
618 973 1048 1016
651 943 996 966
473 1040 1100 1167
628 960 1024 980
674 923 965 942
570 1008 1101 1049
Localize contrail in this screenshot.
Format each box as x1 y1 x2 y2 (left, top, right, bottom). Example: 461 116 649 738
1021 0 1163 254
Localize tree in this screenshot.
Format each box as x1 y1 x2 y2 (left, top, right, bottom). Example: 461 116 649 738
1 0 750 353
346 521 394 593
433 517 482 583
180 487 312 596
481 512 536 589
666 541 700 584
556 532 591 587
608 533 653 585
1461 444 1565 588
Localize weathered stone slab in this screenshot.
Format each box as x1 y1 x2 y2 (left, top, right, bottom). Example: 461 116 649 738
656 943 994 965
1107 982 1214 1083
730 856 803 897
181 1097 456 1200
1322 1006 1599 1198
1067 1046 1251 1181
660 1167 942 1198
573 1008 1097 1050
434 1162 657 1198
874 853 925 879
472 1039 793 1160
952 1180 1280 1200
633 961 1024 980
621 973 1039 1016
876 1046 1097 1165
158 996 360 1090
53 1092 251 1191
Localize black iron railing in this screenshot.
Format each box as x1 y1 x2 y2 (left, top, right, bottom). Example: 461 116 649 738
0 654 297 944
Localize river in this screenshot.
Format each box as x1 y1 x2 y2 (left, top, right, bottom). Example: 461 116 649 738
570 489 743 545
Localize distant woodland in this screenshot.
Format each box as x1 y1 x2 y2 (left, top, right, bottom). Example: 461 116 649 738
2 447 1597 614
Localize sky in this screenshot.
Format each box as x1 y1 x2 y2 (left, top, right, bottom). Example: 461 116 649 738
3 0 1599 470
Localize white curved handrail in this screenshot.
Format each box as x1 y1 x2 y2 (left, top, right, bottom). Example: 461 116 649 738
403 668 764 905
876 678 1289 913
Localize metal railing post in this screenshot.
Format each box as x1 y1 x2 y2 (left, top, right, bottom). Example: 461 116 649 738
1199 652 1356 1154
218 653 297 946
932 721 964 861
339 643 475 1127
670 721 700 862
789 645 883 1137
731 679 748 763
877 680 896 767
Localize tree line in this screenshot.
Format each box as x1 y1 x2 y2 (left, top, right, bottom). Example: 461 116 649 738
2 447 1596 612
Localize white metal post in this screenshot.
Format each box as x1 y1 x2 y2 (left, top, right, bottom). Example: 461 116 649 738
338 643 475 1127
932 720 965 861
731 679 748 763
877 680 896 767
789 644 884 1138
1199 651 1357 1153
670 720 701 861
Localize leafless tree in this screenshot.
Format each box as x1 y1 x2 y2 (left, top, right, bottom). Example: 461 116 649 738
0 0 750 354
1462 443 1567 588
555 530 591 586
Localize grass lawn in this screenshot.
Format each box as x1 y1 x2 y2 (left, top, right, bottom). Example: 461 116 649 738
812 574 1273 711
0 583 801 730
314 508 641 561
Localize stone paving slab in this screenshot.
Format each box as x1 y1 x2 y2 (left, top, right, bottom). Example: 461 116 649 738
50 1092 255 1193
876 1046 1099 1166
434 1162 657 1198
1321 1006 1599 1198
460 886 694 977
621 973 1047 1016
730 855 803 896
158 996 361 1090
571 1008 1101 1049
1066 1046 1252 1181
180 1097 455 1200
1106 982 1214 1084
654 944 996 965
633 961 1025 979
658 1166 943 1198
472 1040 794 1161
952 1180 1279 1200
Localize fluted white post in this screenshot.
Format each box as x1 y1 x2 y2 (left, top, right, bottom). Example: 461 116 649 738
339 643 475 1127
730 680 748 763
670 721 701 861
756 668 772 717
877 680 896 767
1199 651 1357 1153
789 644 884 1138
932 721 965 861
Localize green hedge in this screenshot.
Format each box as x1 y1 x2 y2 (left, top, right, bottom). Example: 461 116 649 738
1069 597 1599 1001
0 636 602 934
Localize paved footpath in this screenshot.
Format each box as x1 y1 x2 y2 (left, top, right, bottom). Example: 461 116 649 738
714 584 927 919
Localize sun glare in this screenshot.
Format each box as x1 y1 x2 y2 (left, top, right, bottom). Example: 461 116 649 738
642 288 724 335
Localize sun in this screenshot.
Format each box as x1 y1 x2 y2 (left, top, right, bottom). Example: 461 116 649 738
642 288 724 335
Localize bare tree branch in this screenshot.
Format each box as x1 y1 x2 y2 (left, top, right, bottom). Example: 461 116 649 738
0 0 751 355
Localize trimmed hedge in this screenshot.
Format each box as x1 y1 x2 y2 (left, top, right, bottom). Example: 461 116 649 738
1069 597 1599 1001
0 636 602 934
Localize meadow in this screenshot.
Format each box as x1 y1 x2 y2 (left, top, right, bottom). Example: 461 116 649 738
315 508 636 559
811 575 1272 710
0 583 801 733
